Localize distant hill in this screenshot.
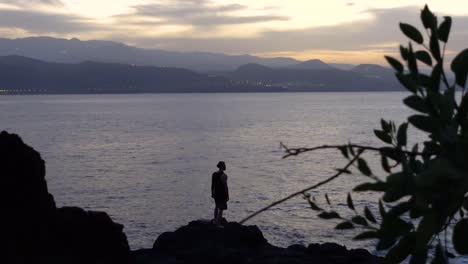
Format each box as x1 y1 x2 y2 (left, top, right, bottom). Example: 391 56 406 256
0 56 282 94
352 64 394 78
0 37 299 72
0 56 404 94
228 63 403 91
288 59 332 70
329 63 356 70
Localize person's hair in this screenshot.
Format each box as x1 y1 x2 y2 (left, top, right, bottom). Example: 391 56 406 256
216 161 226 170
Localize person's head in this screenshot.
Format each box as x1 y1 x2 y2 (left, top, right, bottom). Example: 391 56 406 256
216 161 226 171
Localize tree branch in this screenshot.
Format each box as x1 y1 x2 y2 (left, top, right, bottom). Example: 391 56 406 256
239 150 364 224
280 143 425 159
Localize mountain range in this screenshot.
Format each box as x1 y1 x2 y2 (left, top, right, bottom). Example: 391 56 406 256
0 37 368 72
0 37 301 72
0 36 403 94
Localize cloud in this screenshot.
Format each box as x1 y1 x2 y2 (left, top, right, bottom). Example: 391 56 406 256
125 6 468 59
0 2 466 64
0 8 100 34
0 0 63 7
116 0 289 28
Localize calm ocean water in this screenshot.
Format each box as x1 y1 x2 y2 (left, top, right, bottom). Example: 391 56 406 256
0 92 431 254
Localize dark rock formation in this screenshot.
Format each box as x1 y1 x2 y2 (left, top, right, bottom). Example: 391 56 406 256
0 131 130 264
133 220 383 264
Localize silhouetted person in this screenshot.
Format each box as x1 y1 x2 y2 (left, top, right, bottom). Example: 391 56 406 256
211 161 229 226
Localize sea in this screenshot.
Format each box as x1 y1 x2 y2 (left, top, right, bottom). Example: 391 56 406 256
2 92 461 260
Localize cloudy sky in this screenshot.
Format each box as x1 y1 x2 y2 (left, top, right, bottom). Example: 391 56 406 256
0 0 467 64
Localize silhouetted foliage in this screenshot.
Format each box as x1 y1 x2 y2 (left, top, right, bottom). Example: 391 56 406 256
241 5 468 263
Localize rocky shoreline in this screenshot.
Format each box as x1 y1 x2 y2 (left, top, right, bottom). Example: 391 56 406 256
1 130 382 263
133 220 383 264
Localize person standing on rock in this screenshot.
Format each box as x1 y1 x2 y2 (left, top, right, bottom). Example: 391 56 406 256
211 161 229 226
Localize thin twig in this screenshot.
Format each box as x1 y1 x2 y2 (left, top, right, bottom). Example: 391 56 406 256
280 143 425 159
239 150 364 224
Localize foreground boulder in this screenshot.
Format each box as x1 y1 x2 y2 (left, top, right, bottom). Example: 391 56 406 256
133 220 383 264
0 131 130 264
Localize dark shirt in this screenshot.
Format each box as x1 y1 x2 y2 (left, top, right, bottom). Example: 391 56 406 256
211 171 228 200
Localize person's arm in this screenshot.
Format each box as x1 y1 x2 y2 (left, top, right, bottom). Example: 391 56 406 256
222 174 229 201
211 173 215 198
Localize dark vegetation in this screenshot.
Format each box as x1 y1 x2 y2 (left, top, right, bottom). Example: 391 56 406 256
241 5 468 264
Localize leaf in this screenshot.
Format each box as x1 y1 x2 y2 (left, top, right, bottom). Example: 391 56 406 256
400 23 424 44
308 199 322 211
387 201 412 218
421 5 435 29
397 123 408 147
385 56 404 73
408 115 438 133
396 73 418 93
403 95 428 113
335 221 354 230
381 119 392 133
380 147 402 162
347 193 355 211
451 48 468 87
453 218 468 254
381 155 391 173
338 146 349 159
318 211 340 219
379 200 386 217
415 50 433 66
336 168 351 174
349 144 355 156
351 215 368 226
430 63 442 92
374 130 392 144
418 73 432 88
400 45 409 60
432 243 449 264
364 206 377 223
353 231 379 240
385 233 416 264
430 33 441 61
438 16 452 42
383 172 407 203
325 194 331 205
357 158 372 176
353 182 386 192
407 43 419 76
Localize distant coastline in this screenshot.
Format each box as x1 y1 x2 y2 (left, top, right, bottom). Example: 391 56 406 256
0 55 402 95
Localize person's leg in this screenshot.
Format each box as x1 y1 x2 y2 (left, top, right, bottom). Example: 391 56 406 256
217 209 224 223
213 206 219 223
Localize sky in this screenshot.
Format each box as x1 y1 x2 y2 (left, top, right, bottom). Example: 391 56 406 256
0 0 467 64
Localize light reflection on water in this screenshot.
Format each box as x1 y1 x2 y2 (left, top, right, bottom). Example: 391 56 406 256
3 92 463 262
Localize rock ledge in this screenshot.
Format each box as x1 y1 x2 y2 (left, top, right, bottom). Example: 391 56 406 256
133 220 383 264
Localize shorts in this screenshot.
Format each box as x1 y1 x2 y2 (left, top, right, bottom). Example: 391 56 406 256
215 199 228 210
